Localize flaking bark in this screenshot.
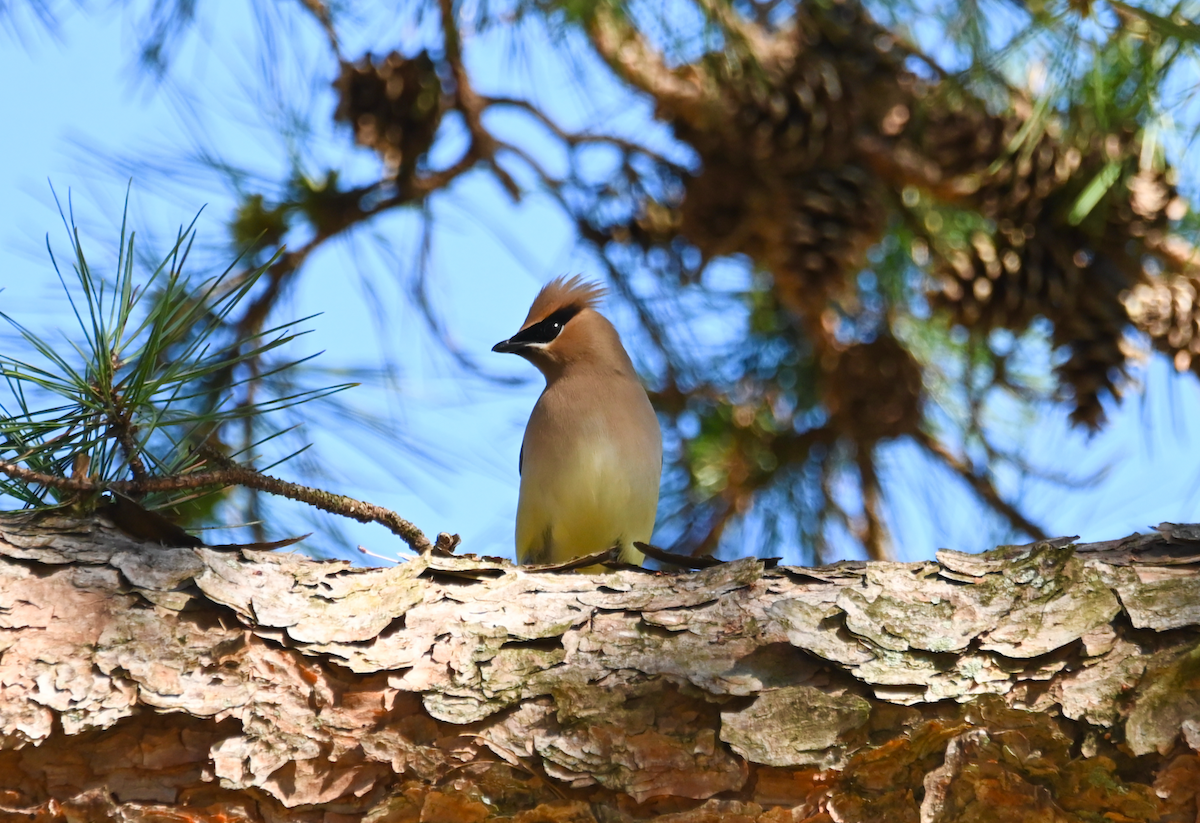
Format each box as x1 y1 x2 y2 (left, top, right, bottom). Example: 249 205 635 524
1 512 1199 822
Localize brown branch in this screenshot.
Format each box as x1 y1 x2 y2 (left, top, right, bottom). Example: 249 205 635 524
691 0 775 61
483 97 686 171
229 125 506 340
233 236 326 342
0 459 433 553
856 449 890 560
177 166 490 537
0 460 96 493
914 430 1048 542
230 176 454 342
293 0 341 59
106 402 151 488
817 450 852 565
584 4 712 124
690 499 739 558
438 0 520 201
411 151 482 197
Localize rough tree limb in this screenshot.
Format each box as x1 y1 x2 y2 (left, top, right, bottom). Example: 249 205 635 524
1 512 1200 822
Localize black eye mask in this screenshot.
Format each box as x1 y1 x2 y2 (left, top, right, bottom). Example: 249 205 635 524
506 305 582 346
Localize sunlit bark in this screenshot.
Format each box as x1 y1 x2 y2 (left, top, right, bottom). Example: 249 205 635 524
1 512 1199 821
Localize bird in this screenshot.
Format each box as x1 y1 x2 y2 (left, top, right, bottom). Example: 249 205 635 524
492 276 662 567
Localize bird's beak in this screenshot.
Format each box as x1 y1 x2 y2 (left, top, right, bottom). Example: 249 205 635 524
492 337 526 354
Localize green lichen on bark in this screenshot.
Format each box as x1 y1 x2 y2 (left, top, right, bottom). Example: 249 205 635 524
1126 641 1200 755
720 685 872 768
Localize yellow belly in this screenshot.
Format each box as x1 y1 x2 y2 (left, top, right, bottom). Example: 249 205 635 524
515 440 657 567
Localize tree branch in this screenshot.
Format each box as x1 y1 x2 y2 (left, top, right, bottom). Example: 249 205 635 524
915 429 1048 541
0 459 433 552
438 0 520 201
2 513 1199 819
856 449 889 560
584 4 715 126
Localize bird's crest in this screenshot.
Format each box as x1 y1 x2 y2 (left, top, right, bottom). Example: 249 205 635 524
524 276 605 326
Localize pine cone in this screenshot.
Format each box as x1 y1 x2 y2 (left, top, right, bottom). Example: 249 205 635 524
916 97 1013 182
821 336 924 442
780 165 887 304
922 106 1186 428
631 0 1192 434
1055 266 1131 430
334 51 444 185
1055 165 1185 427
1125 272 1200 374
932 220 1134 429
668 0 908 294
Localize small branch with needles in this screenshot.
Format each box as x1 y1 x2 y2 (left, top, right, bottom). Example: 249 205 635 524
0 458 433 553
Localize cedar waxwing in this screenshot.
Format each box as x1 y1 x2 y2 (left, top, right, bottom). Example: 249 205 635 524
492 276 662 566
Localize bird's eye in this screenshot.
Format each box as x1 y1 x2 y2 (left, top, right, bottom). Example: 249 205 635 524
509 306 580 346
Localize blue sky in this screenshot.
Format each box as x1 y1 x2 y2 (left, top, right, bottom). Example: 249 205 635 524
3 1 1200 565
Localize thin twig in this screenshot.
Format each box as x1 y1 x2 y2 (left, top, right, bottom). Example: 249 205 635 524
0 459 433 553
107 410 151 487
691 0 774 59
483 97 685 170
914 430 1047 541
229 170 475 344
691 499 738 558
855 449 890 560
585 4 711 120
438 0 520 201
294 0 341 59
